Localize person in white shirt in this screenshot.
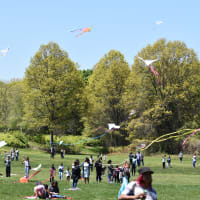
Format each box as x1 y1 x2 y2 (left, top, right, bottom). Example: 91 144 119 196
58 163 64 180
119 167 157 200
65 168 71 181
193 154 197 168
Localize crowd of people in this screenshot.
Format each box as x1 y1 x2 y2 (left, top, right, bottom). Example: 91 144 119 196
2 147 199 199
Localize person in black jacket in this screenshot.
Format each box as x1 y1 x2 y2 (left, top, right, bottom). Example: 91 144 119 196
5 155 11 177
71 160 81 189
95 156 102 182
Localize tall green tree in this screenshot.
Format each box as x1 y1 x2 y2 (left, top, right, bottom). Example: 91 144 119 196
0 81 9 129
125 39 200 152
83 50 130 146
23 42 85 144
7 79 24 130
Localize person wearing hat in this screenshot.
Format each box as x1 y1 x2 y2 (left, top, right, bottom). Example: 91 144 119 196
118 167 157 200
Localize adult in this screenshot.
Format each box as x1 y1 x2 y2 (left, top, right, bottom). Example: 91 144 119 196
89 155 94 172
34 182 45 199
131 155 137 176
119 167 157 200
50 146 55 159
136 151 141 167
23 157 31 178
49 181 67 199
71 160 81 189
129 152 133 165
15 149 19 161
140 152 144 166
95 156 102 182
58 163 64 181
82 157 90 184
60 149 64 159
5 155 11 177
162 155 166 169
179 151 183 163
50 164 56 182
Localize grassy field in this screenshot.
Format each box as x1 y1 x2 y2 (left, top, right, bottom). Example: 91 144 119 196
0 148 200 200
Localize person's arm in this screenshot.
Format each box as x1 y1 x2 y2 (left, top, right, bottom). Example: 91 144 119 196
119 193 146 200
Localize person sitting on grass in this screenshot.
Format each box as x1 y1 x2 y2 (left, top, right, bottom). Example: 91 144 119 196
49 181 67 199
119 167 157 200
34 182 45 199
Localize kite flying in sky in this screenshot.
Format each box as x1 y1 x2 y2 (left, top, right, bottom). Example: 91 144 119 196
0 48 9 56
70 26 92 37
137 56 160 84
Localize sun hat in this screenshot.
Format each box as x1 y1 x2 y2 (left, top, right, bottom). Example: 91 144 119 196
138 167 154 175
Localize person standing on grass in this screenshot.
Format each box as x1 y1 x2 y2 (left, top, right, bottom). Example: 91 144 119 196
129 152 133 165
118 167 157 200
65 167 71 181
193 153 197 168
167 155 172 168
58 163 64 181
82 157 90 184
50 146 55 159
89 155 94 172
162 155 166 169
60 149 64 159
179 151 183 163
107 160 114 183
71 160 81 189
131 155 137 176
22 157 31 178
95 156 102 182
50 164 56 182
5 155 11 177
15 149 19 161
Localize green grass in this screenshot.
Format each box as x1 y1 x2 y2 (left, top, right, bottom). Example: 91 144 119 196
0 148 200 200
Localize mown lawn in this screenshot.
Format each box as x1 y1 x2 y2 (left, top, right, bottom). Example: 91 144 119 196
0 148 200 200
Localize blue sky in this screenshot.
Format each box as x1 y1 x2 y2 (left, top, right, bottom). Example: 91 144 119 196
0 0 200 81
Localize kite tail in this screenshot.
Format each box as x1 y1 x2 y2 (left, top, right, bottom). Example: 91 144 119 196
75 32 86 37
182 128 200 149
150 66 160 84
28 170 40 180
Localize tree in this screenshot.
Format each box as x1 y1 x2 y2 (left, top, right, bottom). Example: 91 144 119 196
83 50 130 146
125 39 200 152
23 42 85 145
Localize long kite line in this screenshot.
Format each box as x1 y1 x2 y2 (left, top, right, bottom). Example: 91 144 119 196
142 129 195 151
51 127 117 146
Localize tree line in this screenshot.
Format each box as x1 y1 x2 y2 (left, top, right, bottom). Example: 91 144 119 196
0 39 200 153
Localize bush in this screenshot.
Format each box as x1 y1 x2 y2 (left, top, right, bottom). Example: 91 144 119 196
0 131 29 148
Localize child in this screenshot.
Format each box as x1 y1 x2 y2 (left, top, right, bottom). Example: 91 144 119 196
167 155 172 168
119 168 123 183
58 163 64 181
50 164 56 182
193 154 197 168
65 168 71 181
114 165 120 183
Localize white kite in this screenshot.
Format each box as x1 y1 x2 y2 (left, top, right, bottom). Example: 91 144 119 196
0 141 7 148
108 123 120 130
32 164 42 171
0 48 9 56
137 56 160 83
137 56 159 67
59 140 63 145
155 20 164 25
